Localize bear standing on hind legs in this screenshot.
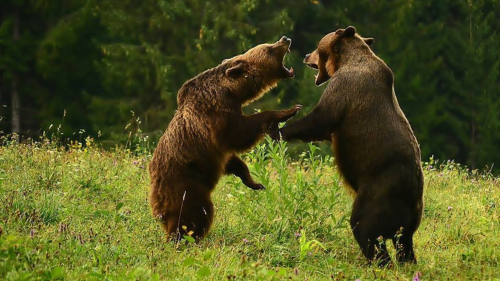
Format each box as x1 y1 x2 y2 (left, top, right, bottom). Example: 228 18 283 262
279 26 424 266
149 36 301 241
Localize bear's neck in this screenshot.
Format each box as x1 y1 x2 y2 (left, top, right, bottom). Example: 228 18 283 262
338 42 372 67
178 63 275 110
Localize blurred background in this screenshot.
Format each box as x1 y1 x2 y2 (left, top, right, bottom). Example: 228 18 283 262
1 0 499 172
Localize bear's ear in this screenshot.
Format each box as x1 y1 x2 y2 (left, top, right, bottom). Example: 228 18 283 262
225 61 247 78
363 38 374 46
343 26 356 38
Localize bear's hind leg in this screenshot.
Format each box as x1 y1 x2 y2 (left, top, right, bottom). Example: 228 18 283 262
149 190 183 241
152 189 214 241
178 195 214 241
350 201 392 266
351 225 391 267
392 234 417 264
159 212 183 241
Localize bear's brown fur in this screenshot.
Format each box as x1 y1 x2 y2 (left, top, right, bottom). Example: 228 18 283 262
280 27 424 266
149 36 301 241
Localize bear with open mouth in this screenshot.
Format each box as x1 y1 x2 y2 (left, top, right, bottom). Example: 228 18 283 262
149 36 301 241
279 26 424 266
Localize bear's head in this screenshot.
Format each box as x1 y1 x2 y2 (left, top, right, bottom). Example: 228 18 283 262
222 36 295 104
304 26 374 86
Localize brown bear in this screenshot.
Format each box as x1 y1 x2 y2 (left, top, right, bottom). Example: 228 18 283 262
279 27 424 266
149 36 301 241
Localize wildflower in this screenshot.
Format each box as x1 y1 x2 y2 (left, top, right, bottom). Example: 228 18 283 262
243 238 248 243
413 271 422 281
30 229 35 237
294 232 301 238
447 206 453 211
293 268 299 275
133 160 138 165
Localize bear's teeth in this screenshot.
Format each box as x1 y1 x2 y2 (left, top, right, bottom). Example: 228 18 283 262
290 67 294 75
287 48 291 53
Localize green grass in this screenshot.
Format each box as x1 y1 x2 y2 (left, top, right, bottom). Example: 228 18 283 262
1 137 499 280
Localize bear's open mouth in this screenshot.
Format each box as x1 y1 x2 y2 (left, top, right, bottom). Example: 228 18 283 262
305 62 319 82
278 36 295 78
283 51 295 77
306 62 319 70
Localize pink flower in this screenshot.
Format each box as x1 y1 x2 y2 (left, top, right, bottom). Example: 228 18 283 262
243 238 248 243
447 206 453 211
413 271 422 281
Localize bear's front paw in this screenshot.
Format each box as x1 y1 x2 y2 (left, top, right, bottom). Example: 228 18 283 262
249 183 266 190
278 104 302 122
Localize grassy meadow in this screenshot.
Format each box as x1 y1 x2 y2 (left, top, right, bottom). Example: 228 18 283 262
0 136 499 280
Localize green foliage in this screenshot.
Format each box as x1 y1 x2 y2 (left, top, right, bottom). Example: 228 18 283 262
1 139 499 280
0 0 499 171
384 0 500 173
298 229 326 262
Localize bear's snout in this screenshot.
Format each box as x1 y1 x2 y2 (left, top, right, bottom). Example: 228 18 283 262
279 36 291 44
303 53 319 70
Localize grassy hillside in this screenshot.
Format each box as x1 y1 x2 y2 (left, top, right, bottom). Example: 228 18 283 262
0 137 499 280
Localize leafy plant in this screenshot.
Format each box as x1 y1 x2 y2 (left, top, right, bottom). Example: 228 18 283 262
298 229 326 261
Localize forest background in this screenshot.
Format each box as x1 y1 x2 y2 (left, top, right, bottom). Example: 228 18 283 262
1 0 499 173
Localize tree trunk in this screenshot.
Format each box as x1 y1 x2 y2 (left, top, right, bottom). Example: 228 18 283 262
468 5 476 169
11 7 21 135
